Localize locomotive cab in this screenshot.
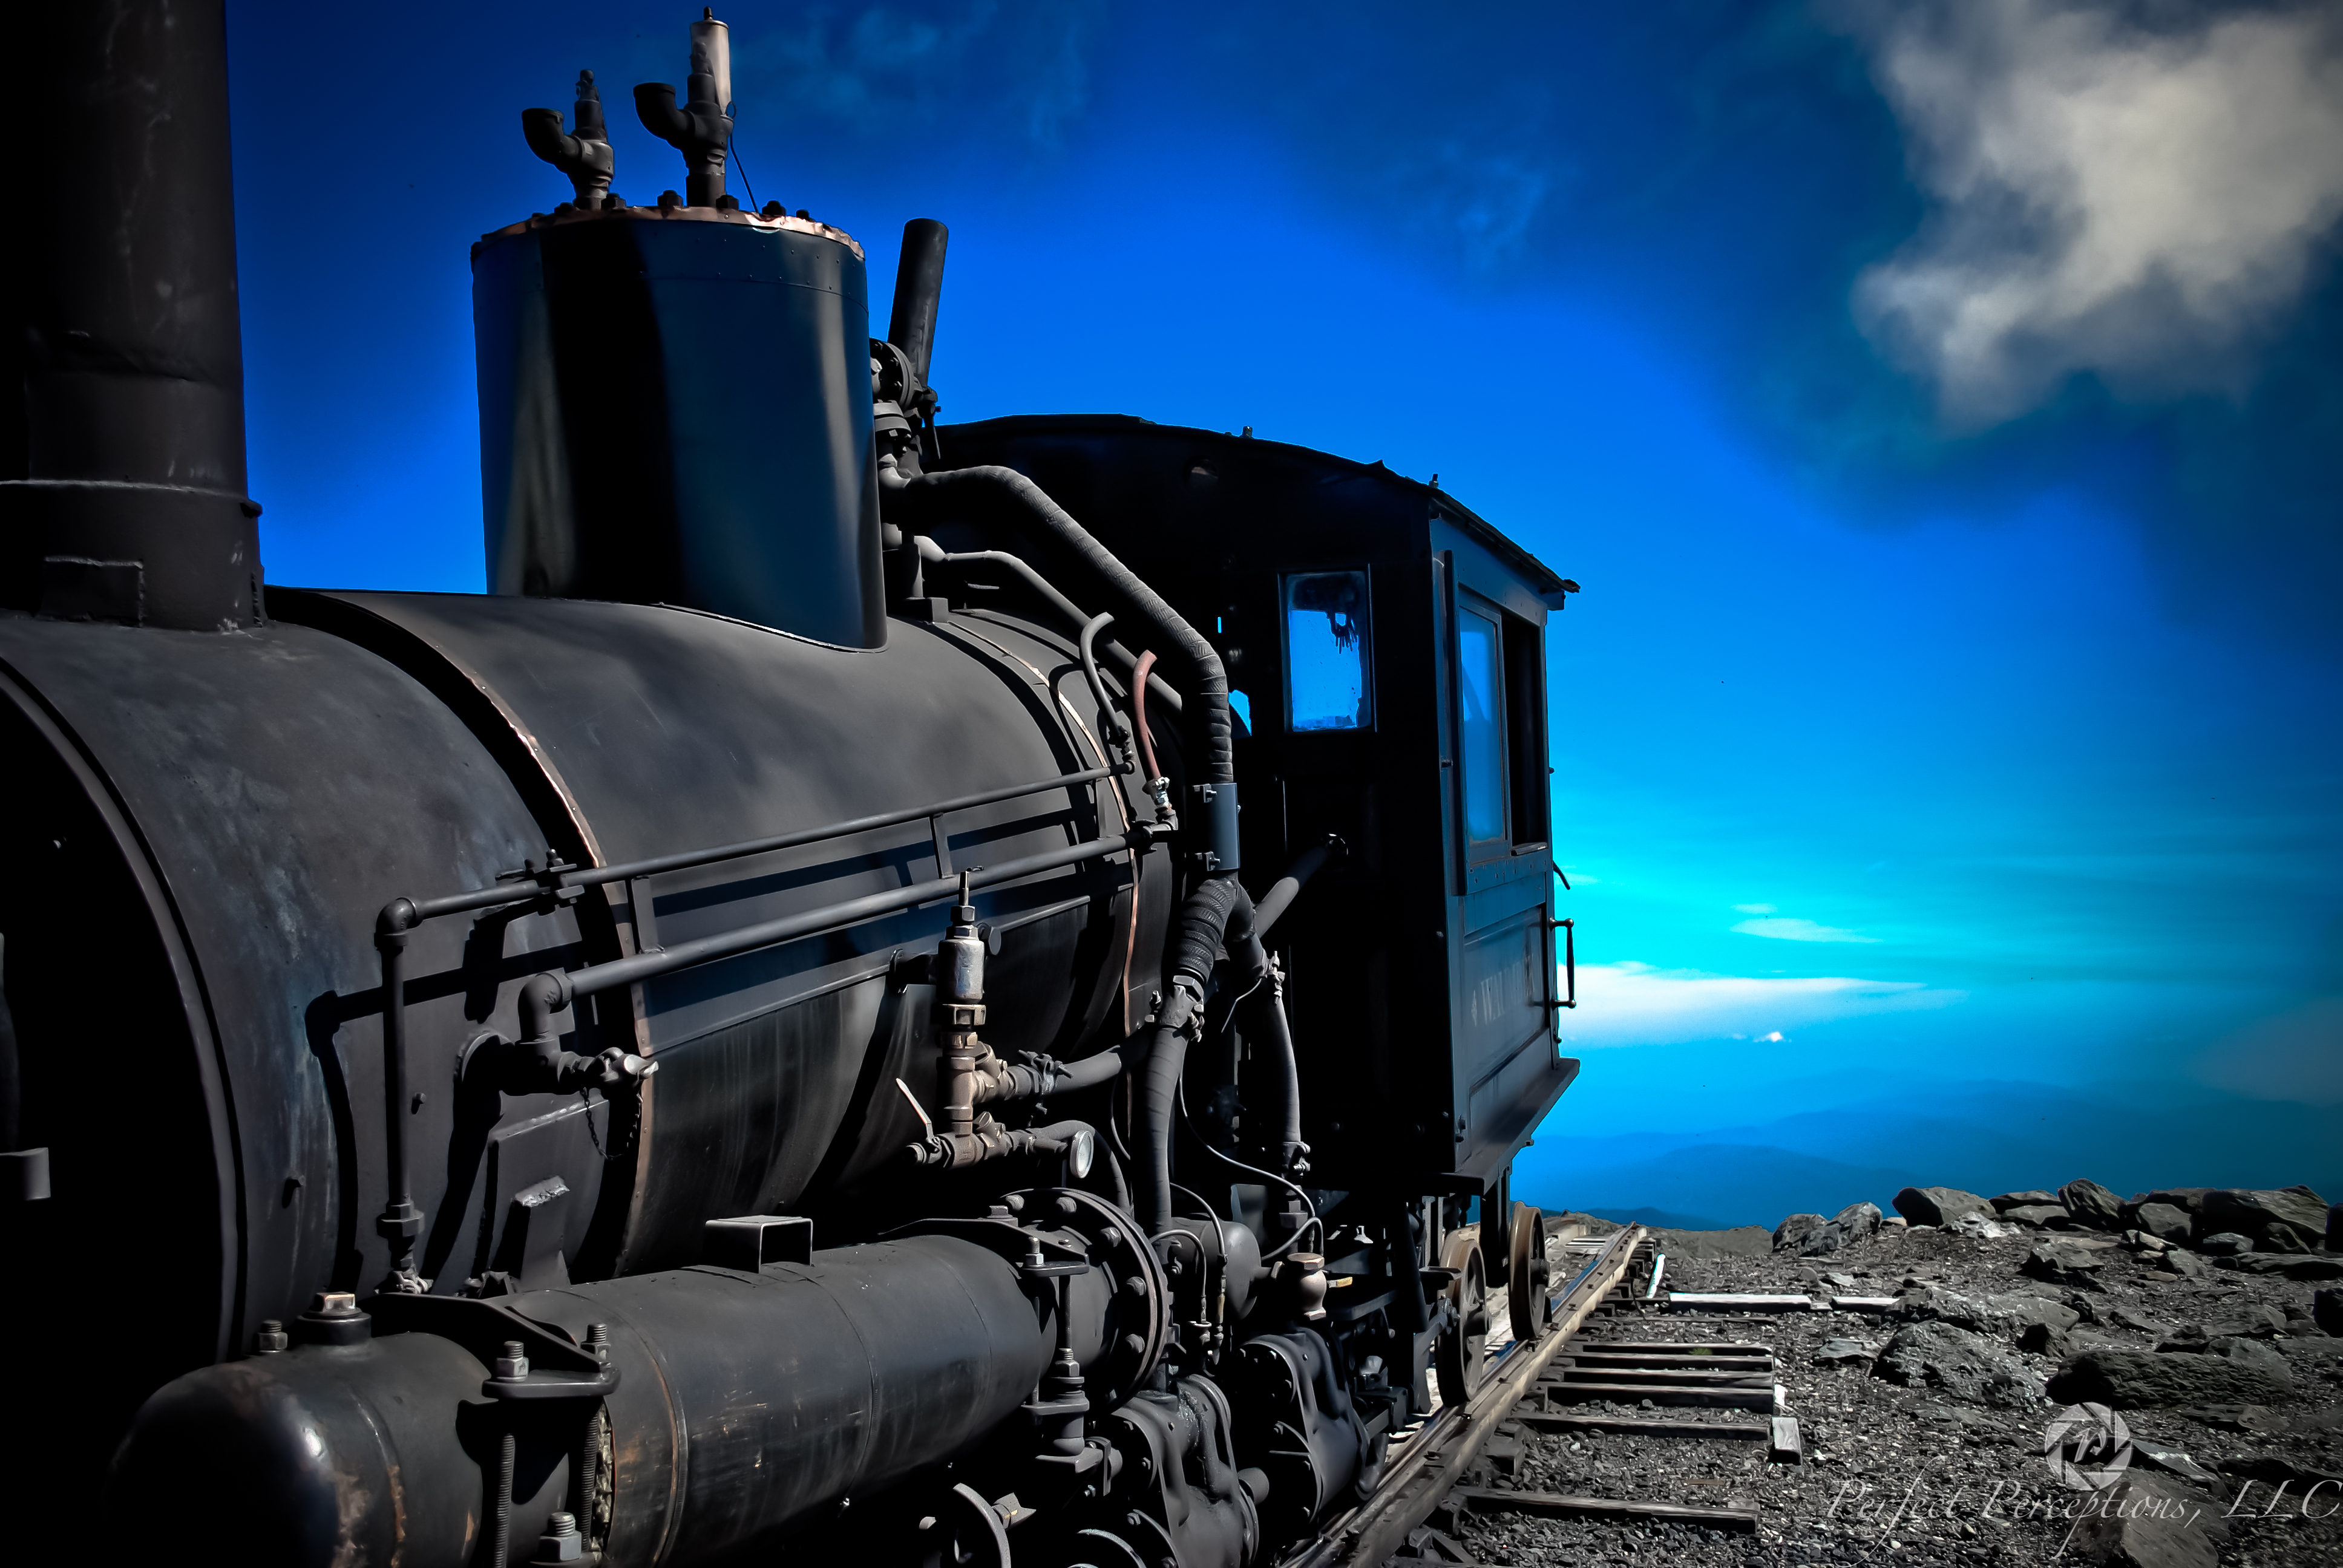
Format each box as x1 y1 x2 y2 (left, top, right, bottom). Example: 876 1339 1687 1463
935 416 1582 1199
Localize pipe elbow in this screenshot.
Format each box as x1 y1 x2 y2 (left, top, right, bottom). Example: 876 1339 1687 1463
517 972 572 1052
633 82 690 148
521 108 575 167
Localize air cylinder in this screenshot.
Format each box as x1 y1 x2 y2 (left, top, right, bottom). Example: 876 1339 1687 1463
108 1233 1130 1566
473 207 884 647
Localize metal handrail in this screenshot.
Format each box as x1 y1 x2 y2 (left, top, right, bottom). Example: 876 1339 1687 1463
364 761 1128 1293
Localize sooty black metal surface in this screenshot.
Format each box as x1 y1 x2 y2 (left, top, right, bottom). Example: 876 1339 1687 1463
292 590 1168 1266
0 610 592 1524
2 0 263 630
108 1231 1121 1567
473 209 884 648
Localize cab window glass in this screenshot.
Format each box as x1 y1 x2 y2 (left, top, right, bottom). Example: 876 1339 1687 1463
1283 570 1373 731
1458 606 1507 843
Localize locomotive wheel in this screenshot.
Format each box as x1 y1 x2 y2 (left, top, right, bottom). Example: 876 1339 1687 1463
1507 1203 1552 1344
1434 1230 1490 1407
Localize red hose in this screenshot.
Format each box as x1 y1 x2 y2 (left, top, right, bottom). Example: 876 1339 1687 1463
1131 650 1163 782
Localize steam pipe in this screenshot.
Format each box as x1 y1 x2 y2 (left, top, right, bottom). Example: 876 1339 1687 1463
1247 965 1308 1178
882 465 1234 786
1078 612 1135 770
1136 878 1267 1232
936 549 1182 714
514 826 1159 1047
1252 835 1342 939
887 220 950 389
372 904 425 1291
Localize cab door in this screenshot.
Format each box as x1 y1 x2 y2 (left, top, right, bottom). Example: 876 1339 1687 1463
1436 538 1570 1177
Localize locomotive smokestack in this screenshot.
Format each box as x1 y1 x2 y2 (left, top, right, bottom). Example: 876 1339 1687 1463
888 220 950 390
1 0 264 631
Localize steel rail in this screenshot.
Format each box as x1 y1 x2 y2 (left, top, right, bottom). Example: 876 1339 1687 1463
1288 1223 1648 1568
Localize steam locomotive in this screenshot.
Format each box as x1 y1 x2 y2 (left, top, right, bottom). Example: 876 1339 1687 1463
0 8 1581 1564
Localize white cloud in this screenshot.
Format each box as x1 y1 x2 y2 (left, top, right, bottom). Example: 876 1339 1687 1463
1841 0 2343 425
1559 961 1966 1048
1732 916 1881 944
1734 902 1778 915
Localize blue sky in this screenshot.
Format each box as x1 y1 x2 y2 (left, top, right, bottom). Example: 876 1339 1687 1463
224 2 2342 1224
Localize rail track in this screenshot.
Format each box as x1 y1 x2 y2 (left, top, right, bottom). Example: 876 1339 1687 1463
1282 1224 1808 1567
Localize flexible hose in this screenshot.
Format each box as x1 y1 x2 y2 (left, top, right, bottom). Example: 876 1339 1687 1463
1176 1074 1325 1263
882 464 1233 782
1248 975 1307 1176
1131 649 1163 785
1136 878 1266 1232
1043 1035 1138 1094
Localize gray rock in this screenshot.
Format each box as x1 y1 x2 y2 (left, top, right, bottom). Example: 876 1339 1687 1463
2017 1321 2068 1354
2216 1453 2343 1490
2318 1288 2343 1336
2132 1203 2193 1247
2173 1403 2284 1433
1772 1212 1827 1253
2124 1188 2212 1223
2197 1232 2253 1256
2004 1203 2073 1227
2022 1239 2112 1291
2198 1186 2328 1252
1872 1319 2045 1406
1814 1337 1870 1364
1829 1200 1883 1246
1994 1292 2083 1337
2048 1347 2295 1408
1786 1200 1887 1257
2212 1305 2287 1339
2060 1177 2127 1230
2331 1200 2342 1252
2157 1248 2210 1281
2218 1252 2343 1281
2105 1304 2166 1336
2132 1444 2230 1499
1949 1209 2016 1240
1990 1189 2061 1212
2065 1469 2227 1568
1892 1282 1996 1332
2205 1335 2292 1381
1892 1185 1991 1228
2160 1307 2285 1348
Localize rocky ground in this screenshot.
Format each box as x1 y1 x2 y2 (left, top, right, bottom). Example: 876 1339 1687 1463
1437 1183 2343 1568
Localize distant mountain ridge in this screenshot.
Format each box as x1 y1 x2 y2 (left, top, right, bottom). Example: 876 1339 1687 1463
1513 1079 2339 1229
